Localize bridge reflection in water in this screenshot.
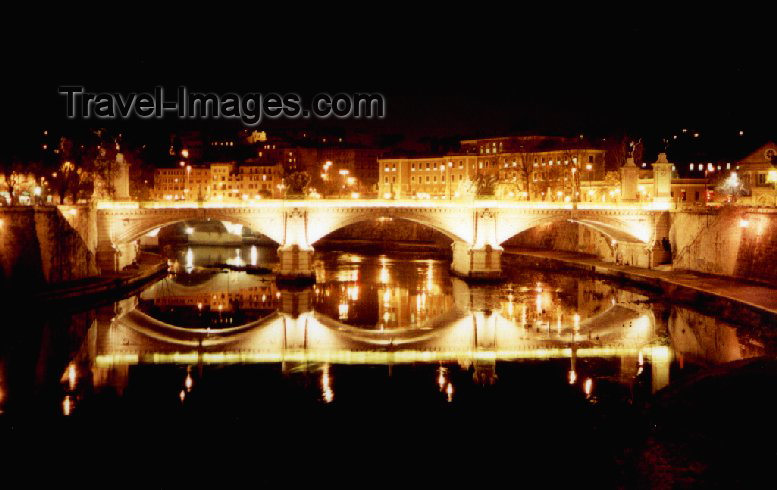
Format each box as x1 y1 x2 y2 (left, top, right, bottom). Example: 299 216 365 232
53 249 770 417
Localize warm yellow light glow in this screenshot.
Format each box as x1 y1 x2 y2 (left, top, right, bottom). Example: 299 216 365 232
338 302 349 320
67 363 77 390
95 346 672 366
321 365 334 403
63 396 73 416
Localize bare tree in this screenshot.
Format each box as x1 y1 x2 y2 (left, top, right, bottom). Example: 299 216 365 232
1 160 26 205
474 173 497 197
631 138 644 166
604 134 629 171
285 171 311 196
516 146 534 200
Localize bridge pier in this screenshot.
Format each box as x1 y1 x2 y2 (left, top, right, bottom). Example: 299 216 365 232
450 241 502 280
276 245 315 282
96 240 138 273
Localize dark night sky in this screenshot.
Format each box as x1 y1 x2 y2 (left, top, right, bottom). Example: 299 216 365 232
3 13 775 158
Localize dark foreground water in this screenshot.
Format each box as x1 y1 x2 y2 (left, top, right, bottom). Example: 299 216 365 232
2 245 777 485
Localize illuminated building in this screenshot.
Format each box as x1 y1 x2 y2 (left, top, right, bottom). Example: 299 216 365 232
152 161 283 201
732 141 777 205
378 135 605 200
377 155 478 200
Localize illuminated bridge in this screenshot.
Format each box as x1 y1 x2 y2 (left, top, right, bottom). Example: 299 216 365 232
89 200 672 279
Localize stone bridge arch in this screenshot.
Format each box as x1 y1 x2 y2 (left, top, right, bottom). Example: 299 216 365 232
494 210 652 246
306 206 472 245
99 207 285 246
494 208 667 268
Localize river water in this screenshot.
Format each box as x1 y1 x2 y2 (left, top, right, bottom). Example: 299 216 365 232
1 245 775 483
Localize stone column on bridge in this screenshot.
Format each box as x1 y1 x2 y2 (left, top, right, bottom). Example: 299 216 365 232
651 153 673 204
277 208 316 282
94 209 138 273
450 209 502 280
113 153 131 201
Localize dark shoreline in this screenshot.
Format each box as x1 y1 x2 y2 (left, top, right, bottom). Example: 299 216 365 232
0 253 167 310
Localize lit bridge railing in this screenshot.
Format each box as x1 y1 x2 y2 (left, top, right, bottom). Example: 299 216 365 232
96 199 672 211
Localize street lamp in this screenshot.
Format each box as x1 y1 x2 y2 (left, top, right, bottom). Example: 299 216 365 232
585 163 593 202
186 165 192 200
570 166 578 207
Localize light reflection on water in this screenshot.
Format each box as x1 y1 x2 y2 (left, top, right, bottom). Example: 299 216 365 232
0 245 775 418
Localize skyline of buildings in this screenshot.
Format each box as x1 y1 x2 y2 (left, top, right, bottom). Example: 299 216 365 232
2 124 776 207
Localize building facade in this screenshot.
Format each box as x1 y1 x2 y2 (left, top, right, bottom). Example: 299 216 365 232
379 135 606 201
736 142 777 206
152 161 283 202
378 155 479 199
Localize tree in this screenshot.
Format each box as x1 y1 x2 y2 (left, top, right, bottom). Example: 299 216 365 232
456 177 477 200
631 138 644 166
603 171 621 201
604 134 629 171
474 173 497 197
516 146 535 200
494 180 522 200
0 160 27 205
716 171 749 201
87 148 116 199
285 171 311 196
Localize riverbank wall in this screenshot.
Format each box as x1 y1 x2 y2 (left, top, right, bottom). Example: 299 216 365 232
0 206 99 290
30 252 167 307
669 207 777 285
505 207 777 286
